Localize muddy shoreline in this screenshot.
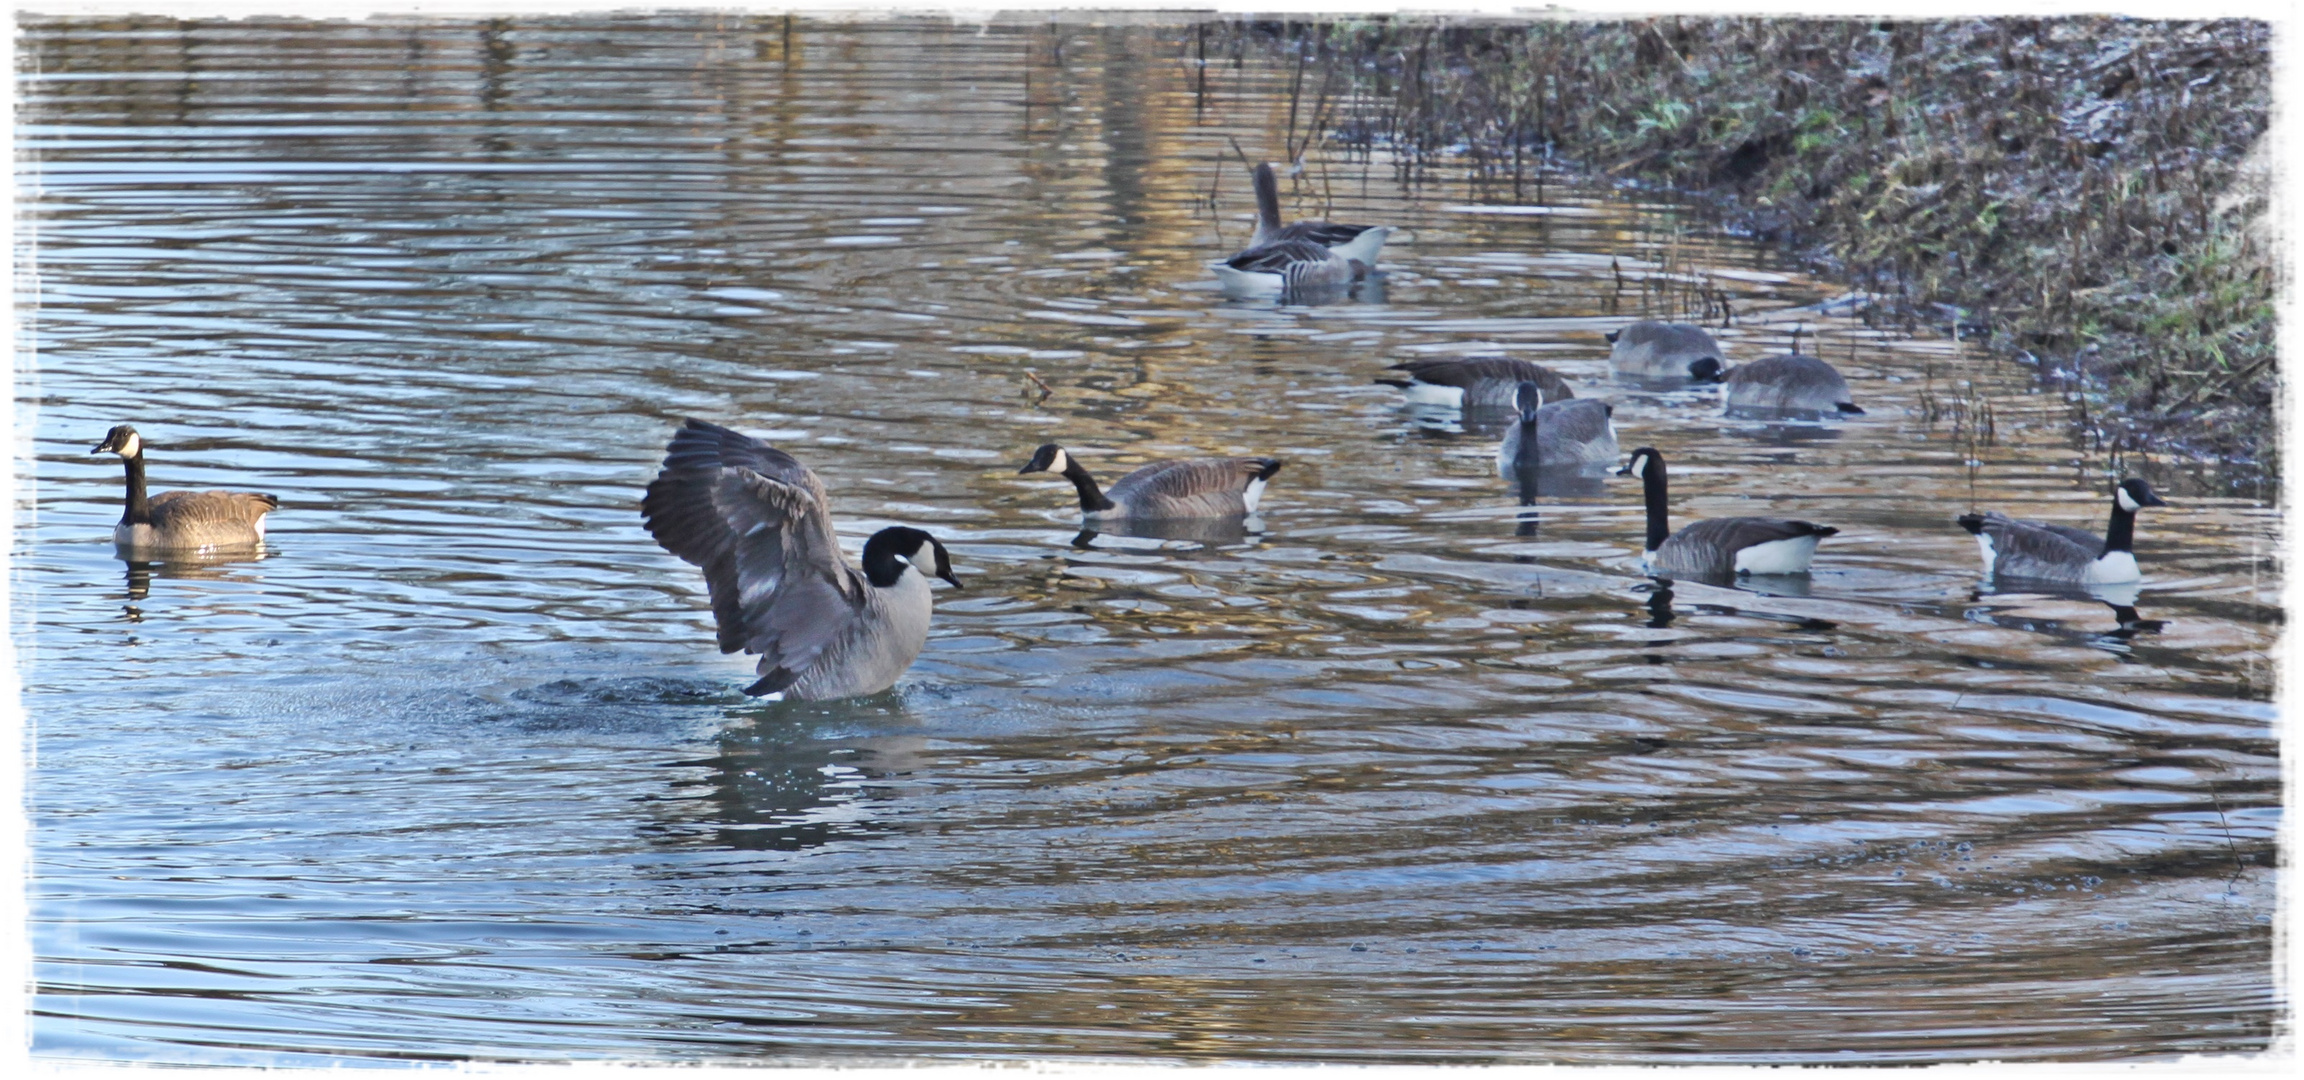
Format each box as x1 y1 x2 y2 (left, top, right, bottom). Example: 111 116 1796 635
1203 16 2275 492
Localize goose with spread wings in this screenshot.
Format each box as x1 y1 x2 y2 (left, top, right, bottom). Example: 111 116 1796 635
642 419 960 700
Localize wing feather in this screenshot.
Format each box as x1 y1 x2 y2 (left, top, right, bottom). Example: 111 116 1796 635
1966 511 2104 580
1225 237 1346 275
1383 357 1575 402
1105 457 1281 518
146 490 277 531
1274 221 1374 249
641 419 863 676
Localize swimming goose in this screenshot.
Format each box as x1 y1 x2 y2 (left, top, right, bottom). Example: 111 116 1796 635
1617 446 1837 577
1246 161 1391 268
1957 479 2168 585
89 424 277 553
1213 236 1360 298
1607 321 1726 381
1376 357 1576 410
1722 352 1863 416
641 418 961 700
1497 382 1618 476
1019 444 1282 520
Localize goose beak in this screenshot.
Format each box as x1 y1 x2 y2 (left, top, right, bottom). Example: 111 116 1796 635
938 568 963 588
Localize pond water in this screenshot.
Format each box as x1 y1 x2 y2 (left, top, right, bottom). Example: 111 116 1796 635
15 13 2281 1065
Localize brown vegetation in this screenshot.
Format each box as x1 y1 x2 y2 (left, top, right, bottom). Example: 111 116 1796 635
1205 17 2276 478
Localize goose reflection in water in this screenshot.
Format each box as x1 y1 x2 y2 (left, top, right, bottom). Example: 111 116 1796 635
117 549 269 609
654 699 930 853
1966 579 2169 651
1635 581 1839 634
1506 466 1609 537
1070 513 1265 550
1722 414 1847 445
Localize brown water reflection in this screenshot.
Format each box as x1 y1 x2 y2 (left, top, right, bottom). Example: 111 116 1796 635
19 12 2278 1065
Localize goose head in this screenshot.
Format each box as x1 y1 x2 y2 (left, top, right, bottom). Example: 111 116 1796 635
2114 478 2169 513
1018 444 1073 476
1688 356 1725 382
862 526 961 589
1514 381 1546 422
1616 446 1663 479
91 424 144 458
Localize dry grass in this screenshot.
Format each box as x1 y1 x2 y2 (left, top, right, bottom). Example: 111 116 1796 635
1203 16 2276 480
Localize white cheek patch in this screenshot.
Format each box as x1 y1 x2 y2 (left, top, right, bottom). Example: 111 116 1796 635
1242 476 1268 513
1047 448 1070 473
2115 487 2140 513
1628 455 1649 478
120 432 142 457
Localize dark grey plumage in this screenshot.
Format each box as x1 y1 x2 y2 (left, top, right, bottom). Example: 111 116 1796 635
1607 321 1726 381
1497 397 1618 474
1020 444 1282 520
1955 479 2166 585
1217 237 1357 293
1647 516 1838 578
89 424 277 553
1247 162 1390 267
1377 357 1576 409
1723 353 1863 415
641 419 959 700
1618 446 1835 578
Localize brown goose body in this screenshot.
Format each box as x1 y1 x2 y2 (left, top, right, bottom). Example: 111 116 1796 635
1020 444 1283 521
1722 353 1863 415
1607 321 1726 381
1377 357 1576 410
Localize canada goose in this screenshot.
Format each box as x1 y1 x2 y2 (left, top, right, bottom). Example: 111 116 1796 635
641 419 961 700
1376 357 1576 410
1617 446 1837 577
1607 321 1726 381
1246 161 1391 268
1018 444 1282 520
1212 236 1361 298
1956 479 2168 585
1722 353 1863 416
88 424 277 553
1497 382 1618 476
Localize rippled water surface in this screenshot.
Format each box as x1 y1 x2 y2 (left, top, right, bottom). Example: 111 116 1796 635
16 14 2282 1065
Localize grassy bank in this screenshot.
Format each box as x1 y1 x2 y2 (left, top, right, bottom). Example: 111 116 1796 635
1205 17 2276 480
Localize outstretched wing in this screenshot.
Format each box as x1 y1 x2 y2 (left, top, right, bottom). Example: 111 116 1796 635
640 419 863 686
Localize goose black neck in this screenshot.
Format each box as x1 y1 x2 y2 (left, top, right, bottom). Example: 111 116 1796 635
1063 460 1116 513
119 453 150 526
861 528 916 588
2104 500 2138 553
1640 458 1671 552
